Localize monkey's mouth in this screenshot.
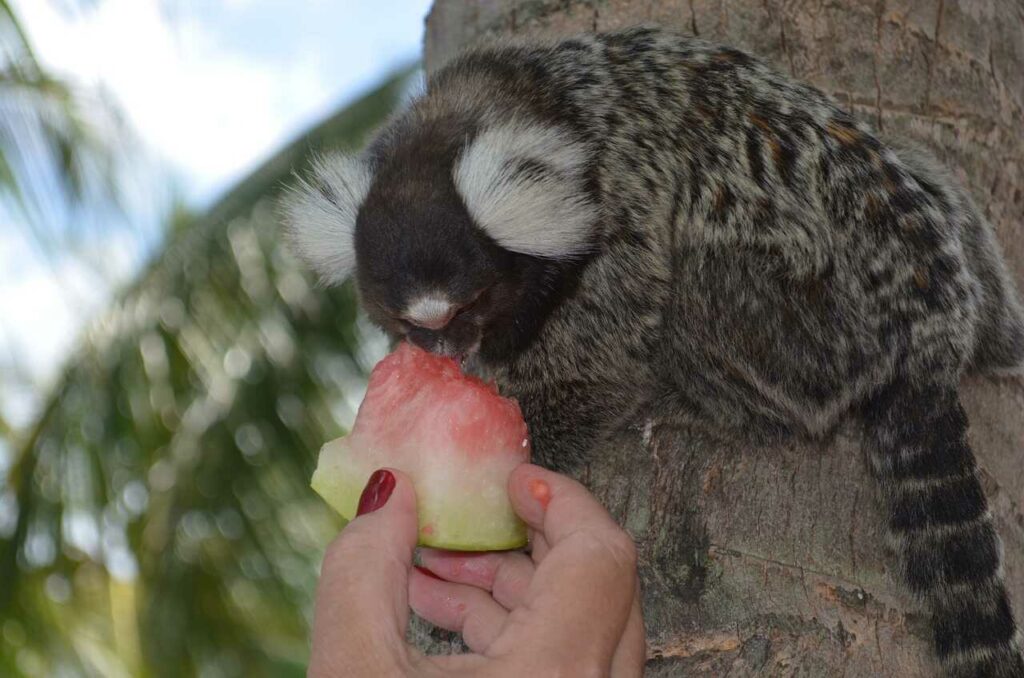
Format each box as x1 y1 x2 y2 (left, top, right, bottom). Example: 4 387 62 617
405 322 483 373
454 340 483 377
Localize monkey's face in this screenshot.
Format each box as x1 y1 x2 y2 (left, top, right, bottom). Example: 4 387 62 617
281 117 597 367
353 184 554 367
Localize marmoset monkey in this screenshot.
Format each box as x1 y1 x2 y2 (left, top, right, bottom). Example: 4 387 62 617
283 27 1024 677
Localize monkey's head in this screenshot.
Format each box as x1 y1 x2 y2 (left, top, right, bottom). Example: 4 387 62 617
281 117 598 367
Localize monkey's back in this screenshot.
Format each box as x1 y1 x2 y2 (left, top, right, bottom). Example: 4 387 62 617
432 26 1023 438
593 28 1023 431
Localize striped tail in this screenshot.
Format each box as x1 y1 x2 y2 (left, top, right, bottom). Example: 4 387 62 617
863 380 1024 677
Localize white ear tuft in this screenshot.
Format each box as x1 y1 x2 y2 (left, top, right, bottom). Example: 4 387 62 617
454 123 597 259
280 153 372 285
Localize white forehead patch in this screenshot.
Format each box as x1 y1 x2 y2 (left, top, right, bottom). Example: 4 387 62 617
453 122 597 259
279 152 372 285
404 294 456 330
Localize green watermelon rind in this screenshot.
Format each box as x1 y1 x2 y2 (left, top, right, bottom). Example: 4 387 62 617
311 441 528 552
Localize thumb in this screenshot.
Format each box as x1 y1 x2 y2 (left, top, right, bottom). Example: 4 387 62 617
310 468 419 677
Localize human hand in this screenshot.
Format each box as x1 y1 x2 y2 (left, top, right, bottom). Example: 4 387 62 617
308 464 645 677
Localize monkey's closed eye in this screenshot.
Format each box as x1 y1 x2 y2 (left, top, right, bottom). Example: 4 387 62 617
455 287 488 317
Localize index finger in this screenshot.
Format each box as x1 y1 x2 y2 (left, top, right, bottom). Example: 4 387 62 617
489 465 638 670
310 469 419 677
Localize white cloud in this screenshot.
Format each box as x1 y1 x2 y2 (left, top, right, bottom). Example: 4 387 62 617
12 0 332 199
0 222 142 428
1 0 337 427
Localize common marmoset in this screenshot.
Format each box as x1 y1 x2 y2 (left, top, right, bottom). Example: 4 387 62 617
282 27 1024 677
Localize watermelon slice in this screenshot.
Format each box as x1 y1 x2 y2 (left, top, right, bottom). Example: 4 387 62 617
312 342 531 550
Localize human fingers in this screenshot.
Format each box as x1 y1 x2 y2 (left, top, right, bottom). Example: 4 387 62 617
610 580 646 677
309 469 418 678
408 567 510 653
508 465 629 551
417 549 534 609
528 529 550 563
485 465 638 670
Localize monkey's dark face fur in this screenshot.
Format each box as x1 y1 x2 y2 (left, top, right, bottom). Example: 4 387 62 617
353 178 549 365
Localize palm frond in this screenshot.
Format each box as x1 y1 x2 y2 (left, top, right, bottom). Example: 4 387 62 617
0 0 128 252
0 65 417 677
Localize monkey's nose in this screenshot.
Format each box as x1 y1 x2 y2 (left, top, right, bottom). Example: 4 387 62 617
404 295 457 330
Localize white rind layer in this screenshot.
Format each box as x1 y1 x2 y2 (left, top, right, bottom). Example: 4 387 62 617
311 436 528 551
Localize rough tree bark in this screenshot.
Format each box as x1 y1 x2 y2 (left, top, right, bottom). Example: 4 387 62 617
417 2 1024 675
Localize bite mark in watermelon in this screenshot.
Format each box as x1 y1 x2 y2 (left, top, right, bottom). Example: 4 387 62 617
312 342 530 550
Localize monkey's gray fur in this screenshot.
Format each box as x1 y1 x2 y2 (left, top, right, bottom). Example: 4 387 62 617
283 27 1024 676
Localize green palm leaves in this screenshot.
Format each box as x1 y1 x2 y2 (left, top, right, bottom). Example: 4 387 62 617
0 46 416 675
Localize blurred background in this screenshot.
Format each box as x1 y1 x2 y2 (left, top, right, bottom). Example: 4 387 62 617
0 1 431 675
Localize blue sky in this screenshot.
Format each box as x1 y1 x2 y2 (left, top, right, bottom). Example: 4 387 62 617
0 0 432 431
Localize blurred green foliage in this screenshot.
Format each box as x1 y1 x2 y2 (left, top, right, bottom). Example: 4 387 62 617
0 60 417 677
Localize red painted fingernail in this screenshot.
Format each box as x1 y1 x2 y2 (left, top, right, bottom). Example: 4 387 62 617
529 478 551 509
356 469 395 516
414 565 444 581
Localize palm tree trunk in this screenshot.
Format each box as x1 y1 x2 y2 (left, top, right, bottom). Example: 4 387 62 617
419 2 1024 674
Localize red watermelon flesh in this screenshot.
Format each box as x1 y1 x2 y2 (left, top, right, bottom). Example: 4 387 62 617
312 342 530 550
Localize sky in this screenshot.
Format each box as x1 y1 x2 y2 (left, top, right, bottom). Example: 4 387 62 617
0 0 433 433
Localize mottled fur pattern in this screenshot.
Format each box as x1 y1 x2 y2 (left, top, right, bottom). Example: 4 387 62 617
283 27 1024 676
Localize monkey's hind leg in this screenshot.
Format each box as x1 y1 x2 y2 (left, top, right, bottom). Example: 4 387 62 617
862 378 1024 677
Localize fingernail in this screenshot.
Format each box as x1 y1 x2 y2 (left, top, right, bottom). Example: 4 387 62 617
528 478 551 509
356 469 396 516
414 565 444 581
